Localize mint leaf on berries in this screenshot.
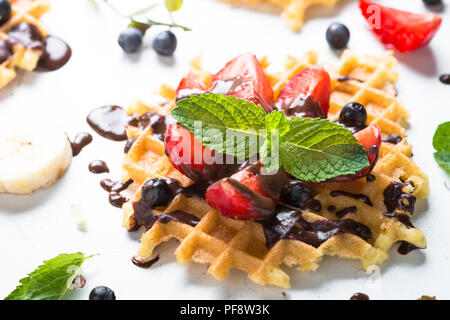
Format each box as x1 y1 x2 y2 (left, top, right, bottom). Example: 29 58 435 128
171 93 369 182
172 93 266 159
433 121 450 173
4 253 94 300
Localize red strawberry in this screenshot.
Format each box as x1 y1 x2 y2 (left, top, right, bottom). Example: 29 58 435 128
359 0 442 53
175 71 208 101
276 66 330 118
164 124 219 181
331 125 381 182
205 162 288 220
211 53 274 113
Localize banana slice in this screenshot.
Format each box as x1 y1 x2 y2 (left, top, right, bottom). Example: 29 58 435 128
0 124 73 194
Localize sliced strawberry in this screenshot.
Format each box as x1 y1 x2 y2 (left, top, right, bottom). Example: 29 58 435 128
205 162 288 220
330 125 381 182
175 71 208 101
211 53 274 113
276 66 330 118
164 124 219 182
359 0 442 53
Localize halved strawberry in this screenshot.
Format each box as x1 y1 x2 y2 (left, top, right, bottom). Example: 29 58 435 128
359 0 442 53
211 53 274 113
276 66 330 118
331 125 381 182
175 71 208 101
164 124 219 182
205 162 288 220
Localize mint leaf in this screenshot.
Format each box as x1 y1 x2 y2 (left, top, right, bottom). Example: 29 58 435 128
172 93 369 182
172 94 266 159
4 253 93 300
165 0 183 12
280 117 369 182
433 122 450 173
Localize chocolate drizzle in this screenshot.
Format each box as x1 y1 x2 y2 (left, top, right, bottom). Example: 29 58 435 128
257 205 372 249
70 132 93 156
129 111 176 141
330 190 373 206
1 22 71 71
366 174 376 182
382 134 402 144
36 36 72 71
100 178 133 208
439 74 450 85
336 206 357 219
0 39 13 64
276 95 325 119
397 241 419 255
350 293 370 300
383 182 416 215
124 138 137 153
88 160 109 174
87 105 135 141
337 76 363 83
131 255 160 269
383 212 414 228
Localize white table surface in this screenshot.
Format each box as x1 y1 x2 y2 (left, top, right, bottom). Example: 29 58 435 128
0 0 449 300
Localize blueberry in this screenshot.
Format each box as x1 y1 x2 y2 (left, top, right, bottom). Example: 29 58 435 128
423 0 442 5
152 30 177 56
141 178 172 207
281 181 312 208
0 0 12 27
326 23 350 49
118 27 143 53
339 102 367 128
89 286 116 300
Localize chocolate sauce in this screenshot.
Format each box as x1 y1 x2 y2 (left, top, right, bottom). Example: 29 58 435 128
439 74 450 85
7 22 45 50
280 180 322 212
276 95 325 119
382 134 402 144
383 212 414 228
350 293 370 300
131 255 160 269
0 39 13 64
100 178 133 208
397 241 419 255
257 205 372 249
0 22 71 71
327 205 336 212
330 191 373 206
87 105 135 141
70 132 93 156
336 206 357 219
337 76 363 83
129 111 176 141
36 36 71 71
88 160 109 174
124 137 137 153
383 182 416 215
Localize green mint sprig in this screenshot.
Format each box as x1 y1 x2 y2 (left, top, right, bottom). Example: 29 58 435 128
171 93 369 182
433 121 450 174
4 253 94 300
104 0 191 31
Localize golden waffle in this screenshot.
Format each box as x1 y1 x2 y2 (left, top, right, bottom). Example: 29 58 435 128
221 0 338 31
121 50 429 288
0 0 50 89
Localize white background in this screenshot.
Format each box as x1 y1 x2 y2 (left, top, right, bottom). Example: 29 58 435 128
0 0 449 300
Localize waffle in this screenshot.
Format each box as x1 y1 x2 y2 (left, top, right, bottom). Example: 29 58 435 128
0 0 50 89
220 0 338 31
121 50 429 288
